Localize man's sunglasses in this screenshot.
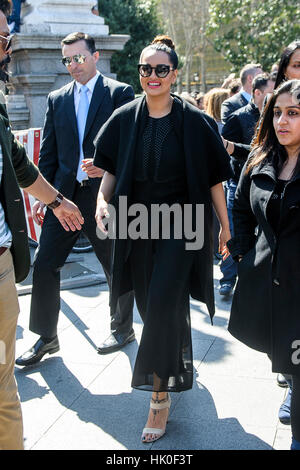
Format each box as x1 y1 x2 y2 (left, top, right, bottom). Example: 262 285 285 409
0 34 13 52
61 54 87 67
138 63 174 78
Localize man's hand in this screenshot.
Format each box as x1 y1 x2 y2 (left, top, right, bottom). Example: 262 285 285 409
53 198 84 231
81 158 105 178
24 174 83 231
32 200 46 225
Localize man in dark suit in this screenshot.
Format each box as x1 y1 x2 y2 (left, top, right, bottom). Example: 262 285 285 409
219 73 274 297
0 3 84 449
16 32 135 367
221 63 263 124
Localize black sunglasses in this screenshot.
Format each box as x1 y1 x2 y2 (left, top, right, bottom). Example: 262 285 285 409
0 34 13 52
138 63 174 78
61 54 87 67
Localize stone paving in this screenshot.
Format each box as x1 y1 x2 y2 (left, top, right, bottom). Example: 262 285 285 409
15 251 292 450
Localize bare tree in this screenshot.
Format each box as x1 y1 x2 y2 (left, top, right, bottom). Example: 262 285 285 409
159 0 210 92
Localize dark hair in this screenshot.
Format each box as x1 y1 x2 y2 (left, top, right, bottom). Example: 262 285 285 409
252 73 271 95
248 79 300 176
141 35 178 70
61 32 96 55
275 40 300 89
0 0 12 17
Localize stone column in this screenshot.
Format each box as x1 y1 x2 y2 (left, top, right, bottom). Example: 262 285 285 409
7 0 130 129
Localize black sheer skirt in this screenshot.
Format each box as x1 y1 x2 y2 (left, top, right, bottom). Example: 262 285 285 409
129 230 195 392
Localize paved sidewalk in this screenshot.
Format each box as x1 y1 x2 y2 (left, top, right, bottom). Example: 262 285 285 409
15 251 292 450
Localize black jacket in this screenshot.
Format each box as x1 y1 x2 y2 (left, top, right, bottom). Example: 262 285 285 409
38 73 134 200
227 158 300 376
0 96 39 282
94 96 232 321
222 102 260 182
221 91 249 125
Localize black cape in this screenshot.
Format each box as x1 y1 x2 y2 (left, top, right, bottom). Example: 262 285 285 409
93 95 232 321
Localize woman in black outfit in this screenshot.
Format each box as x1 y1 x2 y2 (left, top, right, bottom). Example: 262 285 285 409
93 35 232 443
254 39 300 411
271 39 300 418
227 79 300 450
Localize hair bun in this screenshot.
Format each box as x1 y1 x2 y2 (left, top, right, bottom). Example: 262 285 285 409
151 35 175 50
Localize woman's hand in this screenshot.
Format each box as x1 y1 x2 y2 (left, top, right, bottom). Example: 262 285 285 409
219 226 231 261
95 172 116 235
95 198 110 234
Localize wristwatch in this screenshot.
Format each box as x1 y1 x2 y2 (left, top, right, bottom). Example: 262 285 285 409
47 192 64 210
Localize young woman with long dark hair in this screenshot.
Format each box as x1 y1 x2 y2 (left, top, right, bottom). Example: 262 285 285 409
228 79 300 450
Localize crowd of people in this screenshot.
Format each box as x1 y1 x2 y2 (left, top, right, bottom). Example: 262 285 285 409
176 40 300 451
0 0 299 451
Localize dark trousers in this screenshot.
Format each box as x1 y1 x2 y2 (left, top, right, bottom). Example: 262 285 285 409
8 0 24 32
291 376 300 441
29 184 134 338
220 179 238 286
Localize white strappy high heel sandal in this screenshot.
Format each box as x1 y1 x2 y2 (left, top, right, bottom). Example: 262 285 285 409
141 394 171 443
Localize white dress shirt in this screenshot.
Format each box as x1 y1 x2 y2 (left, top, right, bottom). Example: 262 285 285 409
74 70 100 113
240 89 252 103
0 145 12 247
74 71 100 181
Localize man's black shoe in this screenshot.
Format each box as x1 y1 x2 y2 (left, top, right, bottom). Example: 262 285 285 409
15 336 60 366
97 331 135 354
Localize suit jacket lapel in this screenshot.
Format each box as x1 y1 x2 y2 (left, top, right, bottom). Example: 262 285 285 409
84 74 107 139
65 81 79 140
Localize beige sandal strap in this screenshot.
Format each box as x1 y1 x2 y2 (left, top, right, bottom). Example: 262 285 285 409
150 400 170 410
150 394 171 410
142 427 164 436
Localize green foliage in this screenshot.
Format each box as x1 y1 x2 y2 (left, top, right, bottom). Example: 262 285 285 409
208 0 300 72
98 0 161 93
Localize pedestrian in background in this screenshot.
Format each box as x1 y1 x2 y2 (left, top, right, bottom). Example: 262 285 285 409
218 74 275 297
16 32 135 368
221 63 263 124
274 40 300 88
205 87 230 135
195 91 205 110
205 87 231 259
7 0 25 33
